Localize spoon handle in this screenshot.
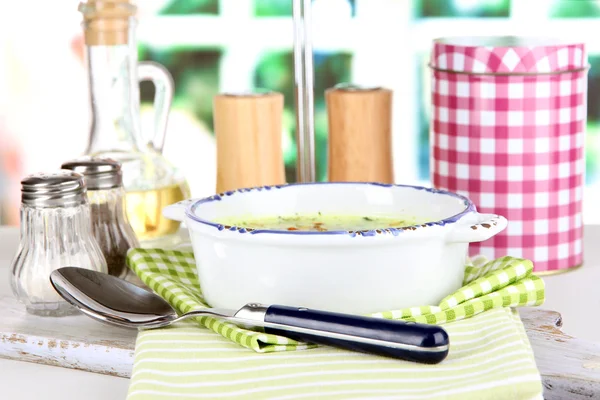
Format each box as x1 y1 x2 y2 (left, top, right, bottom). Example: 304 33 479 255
261 305 449 364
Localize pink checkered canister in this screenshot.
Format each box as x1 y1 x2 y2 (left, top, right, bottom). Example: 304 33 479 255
429 37 588 274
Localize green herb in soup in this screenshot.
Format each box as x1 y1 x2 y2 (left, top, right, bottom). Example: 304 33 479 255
218 213 425 232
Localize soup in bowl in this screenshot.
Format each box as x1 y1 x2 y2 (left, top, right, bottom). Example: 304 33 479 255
163 182 507 314
217 213 425 232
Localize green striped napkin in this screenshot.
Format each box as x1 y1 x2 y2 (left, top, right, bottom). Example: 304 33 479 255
126 250 545 399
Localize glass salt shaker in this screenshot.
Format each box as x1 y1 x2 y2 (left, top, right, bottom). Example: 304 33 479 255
10 171 108 317
61 157 140 278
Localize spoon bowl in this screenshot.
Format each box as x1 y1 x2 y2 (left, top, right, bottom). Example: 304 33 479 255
50 267 234 328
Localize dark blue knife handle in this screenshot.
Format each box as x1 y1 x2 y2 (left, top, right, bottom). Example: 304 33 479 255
263 305 449 364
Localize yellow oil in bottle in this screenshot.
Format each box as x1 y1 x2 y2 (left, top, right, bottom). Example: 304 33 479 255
125 182 189 242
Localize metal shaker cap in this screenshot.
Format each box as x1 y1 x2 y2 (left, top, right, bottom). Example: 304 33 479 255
61 157 123 190
21 171 87 207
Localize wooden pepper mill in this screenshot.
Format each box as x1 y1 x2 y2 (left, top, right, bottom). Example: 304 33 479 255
326 84 394 183
213 92 286 193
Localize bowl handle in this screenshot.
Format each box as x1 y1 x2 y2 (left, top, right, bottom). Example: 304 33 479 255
162 199 195 222
446 213 507 244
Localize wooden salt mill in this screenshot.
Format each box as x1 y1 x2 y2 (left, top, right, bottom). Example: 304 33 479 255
326 84 394 183
213 92 286 193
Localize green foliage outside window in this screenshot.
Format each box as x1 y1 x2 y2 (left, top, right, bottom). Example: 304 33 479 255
253 51 353 182
159 0 220 15
254 0 356 17
549 0 600 18
415 0 510 18
139 47 222 132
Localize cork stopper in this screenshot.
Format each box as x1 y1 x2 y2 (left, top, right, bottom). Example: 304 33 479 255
78 0 137 46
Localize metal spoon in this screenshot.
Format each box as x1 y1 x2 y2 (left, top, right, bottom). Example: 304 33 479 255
50 267 449 364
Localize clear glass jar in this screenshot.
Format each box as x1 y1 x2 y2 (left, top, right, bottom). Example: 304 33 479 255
10 171 108 317
61 157 139 278
78 1 190 246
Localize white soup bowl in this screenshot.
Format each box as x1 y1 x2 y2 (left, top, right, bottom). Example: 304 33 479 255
163 182 507 314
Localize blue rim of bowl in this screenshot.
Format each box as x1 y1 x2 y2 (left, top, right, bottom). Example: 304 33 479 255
184 182 476 237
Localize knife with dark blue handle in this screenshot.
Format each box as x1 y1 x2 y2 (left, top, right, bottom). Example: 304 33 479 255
233 304 450 364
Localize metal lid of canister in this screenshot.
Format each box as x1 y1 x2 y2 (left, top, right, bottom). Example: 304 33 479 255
61 157 123 190
430 36 586 75
21 171 88 208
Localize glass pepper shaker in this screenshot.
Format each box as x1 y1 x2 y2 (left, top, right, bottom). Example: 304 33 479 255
61 157 140 278
10 171 108 317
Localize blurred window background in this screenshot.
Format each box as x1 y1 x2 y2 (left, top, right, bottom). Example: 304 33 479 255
0 0 599 225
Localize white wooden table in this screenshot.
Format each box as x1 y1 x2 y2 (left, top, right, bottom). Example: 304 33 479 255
1 226 599 400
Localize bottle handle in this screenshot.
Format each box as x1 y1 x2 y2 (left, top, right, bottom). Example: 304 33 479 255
137 61 174 154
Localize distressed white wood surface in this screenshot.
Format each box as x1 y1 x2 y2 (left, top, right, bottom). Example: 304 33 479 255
520 308 600 399
0 294 136 377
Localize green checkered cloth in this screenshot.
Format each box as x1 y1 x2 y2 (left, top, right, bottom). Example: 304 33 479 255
127 249 544 353
372 255 544 325
126 250 545 400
